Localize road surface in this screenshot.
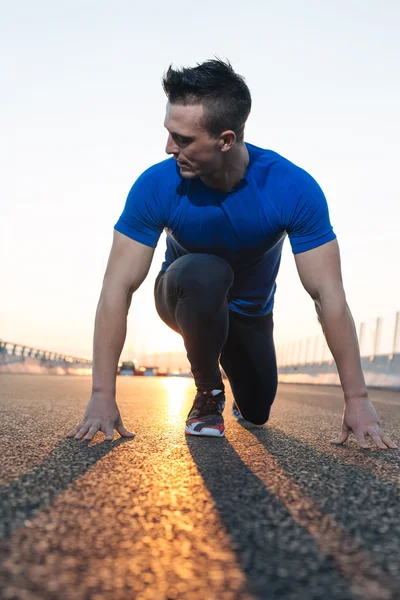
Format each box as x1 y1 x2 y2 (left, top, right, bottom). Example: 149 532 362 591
0 375 399 599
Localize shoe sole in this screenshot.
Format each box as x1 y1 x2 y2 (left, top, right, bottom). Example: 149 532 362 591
185 426 225 437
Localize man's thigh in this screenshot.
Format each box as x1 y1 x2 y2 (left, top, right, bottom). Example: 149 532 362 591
154 254 234 334
154 269 180 333
220 311 278 424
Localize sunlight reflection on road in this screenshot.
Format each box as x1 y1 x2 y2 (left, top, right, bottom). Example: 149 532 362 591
161 376 193 421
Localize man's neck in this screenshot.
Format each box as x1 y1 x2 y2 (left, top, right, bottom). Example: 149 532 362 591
200 144 249 192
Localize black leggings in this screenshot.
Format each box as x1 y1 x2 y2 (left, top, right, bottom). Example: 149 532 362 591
154 254 278 425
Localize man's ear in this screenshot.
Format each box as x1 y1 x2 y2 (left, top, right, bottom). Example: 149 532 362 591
219 130 236 151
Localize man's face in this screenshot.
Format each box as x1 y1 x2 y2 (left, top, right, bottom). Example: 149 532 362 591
164 102 222 179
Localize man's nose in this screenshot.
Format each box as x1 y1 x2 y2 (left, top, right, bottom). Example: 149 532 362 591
165 134 179 156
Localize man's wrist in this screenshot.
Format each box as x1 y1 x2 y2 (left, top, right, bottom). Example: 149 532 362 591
91 386 116 398
344 389 369 403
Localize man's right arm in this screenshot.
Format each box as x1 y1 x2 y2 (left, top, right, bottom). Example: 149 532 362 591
66 230 155 441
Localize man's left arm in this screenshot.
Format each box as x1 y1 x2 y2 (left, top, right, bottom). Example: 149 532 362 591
294 239 397 449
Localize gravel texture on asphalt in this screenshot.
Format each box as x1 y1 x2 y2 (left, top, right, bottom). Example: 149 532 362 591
0 375 399 600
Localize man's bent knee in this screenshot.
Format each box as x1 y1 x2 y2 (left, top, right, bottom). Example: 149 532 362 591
168 254 234 287
239 407 271 426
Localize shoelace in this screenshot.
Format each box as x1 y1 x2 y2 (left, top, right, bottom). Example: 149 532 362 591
193 392 222 415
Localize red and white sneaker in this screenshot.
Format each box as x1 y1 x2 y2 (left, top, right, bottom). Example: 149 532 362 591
185 390 225 437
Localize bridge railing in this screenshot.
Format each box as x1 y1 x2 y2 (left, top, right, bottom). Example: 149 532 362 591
0 340 92 367
276 311 400 369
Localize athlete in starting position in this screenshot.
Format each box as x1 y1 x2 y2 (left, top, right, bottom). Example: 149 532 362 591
67 59 396 450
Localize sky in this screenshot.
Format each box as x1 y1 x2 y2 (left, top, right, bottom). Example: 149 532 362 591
1 0 399 364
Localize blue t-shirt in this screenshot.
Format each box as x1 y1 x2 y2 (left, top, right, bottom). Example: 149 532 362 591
115 142 336 316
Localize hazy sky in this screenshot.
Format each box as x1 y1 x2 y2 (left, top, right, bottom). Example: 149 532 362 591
1 0 399 361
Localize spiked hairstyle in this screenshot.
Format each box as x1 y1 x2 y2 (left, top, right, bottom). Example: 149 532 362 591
162 58 252 144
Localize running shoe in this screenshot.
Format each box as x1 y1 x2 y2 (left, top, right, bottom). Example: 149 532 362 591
232 400 245 420
185 390 225 437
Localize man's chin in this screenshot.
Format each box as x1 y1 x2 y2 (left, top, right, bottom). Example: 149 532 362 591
179 169 198 179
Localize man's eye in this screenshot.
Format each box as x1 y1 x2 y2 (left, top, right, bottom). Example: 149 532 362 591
175 136 190 145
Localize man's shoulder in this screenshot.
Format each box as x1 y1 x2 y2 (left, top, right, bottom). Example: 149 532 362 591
247 143 309 176
135 156 180 188
246 143 319 191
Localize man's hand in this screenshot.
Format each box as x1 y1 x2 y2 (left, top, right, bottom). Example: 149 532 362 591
331 396 397 449
66 392 135 441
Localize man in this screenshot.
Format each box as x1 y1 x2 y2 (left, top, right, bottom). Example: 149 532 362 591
67 59 396 449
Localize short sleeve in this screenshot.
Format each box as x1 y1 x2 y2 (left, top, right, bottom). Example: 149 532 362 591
114 169 165 248
285 173 336 255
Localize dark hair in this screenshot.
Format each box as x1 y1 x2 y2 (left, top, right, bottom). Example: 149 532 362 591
162 58 251 143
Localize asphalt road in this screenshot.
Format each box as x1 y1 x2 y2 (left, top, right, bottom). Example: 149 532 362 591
0 375 399 600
